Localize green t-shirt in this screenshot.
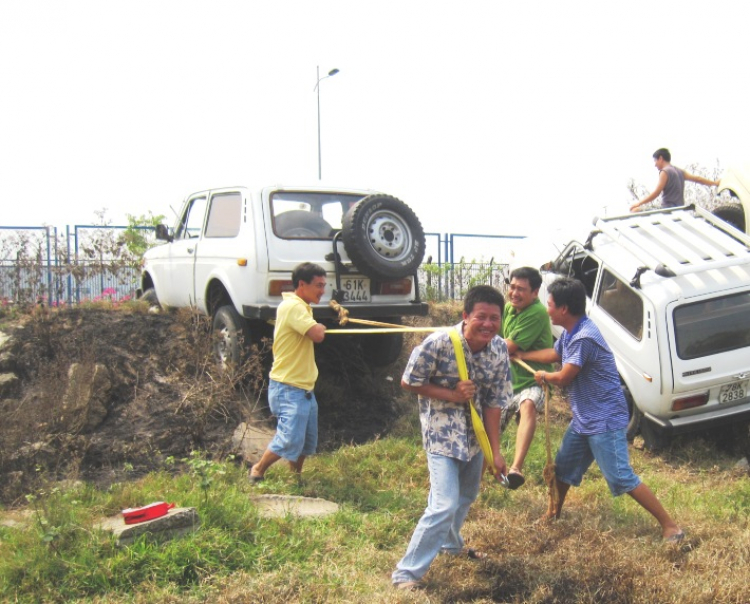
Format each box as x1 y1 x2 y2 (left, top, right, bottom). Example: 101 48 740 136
502 298 554 392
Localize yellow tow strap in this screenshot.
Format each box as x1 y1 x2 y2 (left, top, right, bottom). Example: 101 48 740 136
325 327 441 334
447 328 495 467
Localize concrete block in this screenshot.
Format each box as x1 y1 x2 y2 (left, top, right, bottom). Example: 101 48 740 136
96 506 200 546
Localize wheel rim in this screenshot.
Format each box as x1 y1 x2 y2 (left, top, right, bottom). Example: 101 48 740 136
214 325 234 368
365 209 414 262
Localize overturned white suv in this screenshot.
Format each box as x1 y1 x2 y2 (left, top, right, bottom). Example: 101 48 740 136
138 184 428 367
538 205 750 449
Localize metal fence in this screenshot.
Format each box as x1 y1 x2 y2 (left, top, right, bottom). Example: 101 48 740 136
419 261 509 301
0 225 515 306
0 225 153 307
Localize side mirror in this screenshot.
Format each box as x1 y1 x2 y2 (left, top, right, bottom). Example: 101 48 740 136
155 224 173 242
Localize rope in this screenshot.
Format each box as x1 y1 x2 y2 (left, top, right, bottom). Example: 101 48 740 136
328 300 404 329
326 327 441 334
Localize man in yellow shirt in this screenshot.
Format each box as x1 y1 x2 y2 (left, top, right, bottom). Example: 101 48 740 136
249 263 327 481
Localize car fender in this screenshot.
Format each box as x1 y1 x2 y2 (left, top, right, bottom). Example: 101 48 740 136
717 162 750 232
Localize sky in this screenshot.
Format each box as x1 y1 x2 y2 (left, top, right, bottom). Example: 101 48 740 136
1 1 748 262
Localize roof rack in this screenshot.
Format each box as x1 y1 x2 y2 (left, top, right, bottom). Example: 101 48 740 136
592 205 750 278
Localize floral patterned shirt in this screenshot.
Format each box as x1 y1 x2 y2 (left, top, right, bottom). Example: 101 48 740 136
402 322 513 461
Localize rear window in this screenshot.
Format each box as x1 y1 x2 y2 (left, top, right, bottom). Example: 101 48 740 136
674 292 750 359
271 192 365 239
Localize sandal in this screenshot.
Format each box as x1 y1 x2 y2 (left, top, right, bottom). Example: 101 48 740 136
464 547 487 560
664 531 685 544
248 465 264 484
506 471 526 490
394 580 424 591
444 547 487 559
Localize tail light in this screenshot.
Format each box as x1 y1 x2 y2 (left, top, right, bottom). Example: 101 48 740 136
268 280 294 296
376 278 412 295
671 393 709 411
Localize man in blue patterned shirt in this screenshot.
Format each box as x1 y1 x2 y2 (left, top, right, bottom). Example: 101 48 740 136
517 277 684 543
392 286 513 591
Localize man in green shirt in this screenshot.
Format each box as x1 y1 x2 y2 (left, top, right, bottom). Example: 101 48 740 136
501 267 554 489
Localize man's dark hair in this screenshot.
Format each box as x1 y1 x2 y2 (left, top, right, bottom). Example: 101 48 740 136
464 285 505 315
653 147 671 163
292 262 327 288
509 266 542 291
548 277 586 316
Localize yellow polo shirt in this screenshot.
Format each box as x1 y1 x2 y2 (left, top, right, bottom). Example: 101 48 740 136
269 292 319 391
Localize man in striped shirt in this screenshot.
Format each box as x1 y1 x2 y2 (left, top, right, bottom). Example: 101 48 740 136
515 277 684 543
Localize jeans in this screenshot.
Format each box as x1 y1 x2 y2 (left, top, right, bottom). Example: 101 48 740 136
267 380 318 462
392 451 484 584
555 426 641 496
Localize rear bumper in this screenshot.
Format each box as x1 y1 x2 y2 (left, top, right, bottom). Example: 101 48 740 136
243 302 430 321
645 400 750 435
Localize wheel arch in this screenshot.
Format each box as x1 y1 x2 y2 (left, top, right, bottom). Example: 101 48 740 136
140 270 156 292
206 278 235 316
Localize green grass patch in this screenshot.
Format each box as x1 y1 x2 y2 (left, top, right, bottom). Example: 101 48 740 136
1 416 749 603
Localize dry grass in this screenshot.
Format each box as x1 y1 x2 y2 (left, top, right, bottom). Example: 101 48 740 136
2 302 749 603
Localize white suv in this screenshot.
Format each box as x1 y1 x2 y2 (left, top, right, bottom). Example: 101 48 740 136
538 205 750 449
139 184 428 368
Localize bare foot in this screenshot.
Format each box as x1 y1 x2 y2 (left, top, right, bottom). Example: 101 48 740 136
663 527 684 542
534 512 557 526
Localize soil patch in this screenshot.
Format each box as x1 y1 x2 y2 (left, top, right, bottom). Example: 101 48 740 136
0 307 406 504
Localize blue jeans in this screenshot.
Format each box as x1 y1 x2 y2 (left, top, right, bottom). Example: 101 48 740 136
267 380 318 462
392 451 484 584
555 426 641 496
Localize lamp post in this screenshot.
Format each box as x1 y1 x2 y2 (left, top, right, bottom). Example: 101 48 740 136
315 66 339 180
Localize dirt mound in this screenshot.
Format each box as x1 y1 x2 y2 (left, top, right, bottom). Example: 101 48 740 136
0 307 405 504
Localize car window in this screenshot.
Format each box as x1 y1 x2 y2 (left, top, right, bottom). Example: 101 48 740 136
270 191 364 239
597 269 643 339
205 192 242 238
174 196 208 240
674 292 750 359
552 245 600 298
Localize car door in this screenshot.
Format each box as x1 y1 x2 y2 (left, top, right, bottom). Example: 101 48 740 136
192 190 244 312
163 195 208 307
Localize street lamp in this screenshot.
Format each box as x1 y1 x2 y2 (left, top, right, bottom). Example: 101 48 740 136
315 66 339 180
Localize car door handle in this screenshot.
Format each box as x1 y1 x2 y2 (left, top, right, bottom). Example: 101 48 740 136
187 248 194 254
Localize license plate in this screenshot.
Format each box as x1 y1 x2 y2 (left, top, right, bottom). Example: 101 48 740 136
719 380 748 404
340 277 370 303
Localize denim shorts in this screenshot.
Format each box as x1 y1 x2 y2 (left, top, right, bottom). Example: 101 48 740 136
555 426 641 497
267 380 318 462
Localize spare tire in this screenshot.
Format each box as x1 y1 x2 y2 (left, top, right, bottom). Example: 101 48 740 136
275 210 333 238
712 204 746 232
342 194 425 280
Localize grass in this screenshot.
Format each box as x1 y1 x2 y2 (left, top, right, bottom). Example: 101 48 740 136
1 398 749 604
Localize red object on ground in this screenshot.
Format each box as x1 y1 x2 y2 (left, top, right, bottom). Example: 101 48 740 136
122 502 175 524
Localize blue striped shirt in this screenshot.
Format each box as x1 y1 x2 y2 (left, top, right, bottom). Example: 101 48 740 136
554 316 629 435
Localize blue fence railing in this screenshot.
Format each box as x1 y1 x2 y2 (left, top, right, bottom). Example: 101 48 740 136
0 225 522 305
0 225 154 307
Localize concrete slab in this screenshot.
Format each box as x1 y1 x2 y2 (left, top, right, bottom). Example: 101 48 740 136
251 495 339 518
95 506 200 546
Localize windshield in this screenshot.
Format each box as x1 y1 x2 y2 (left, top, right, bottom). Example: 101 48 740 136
271 191 366 239
674 292 750 359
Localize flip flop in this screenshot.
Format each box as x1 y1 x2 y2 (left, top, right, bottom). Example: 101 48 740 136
506 471 526 490
248 466 264 484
